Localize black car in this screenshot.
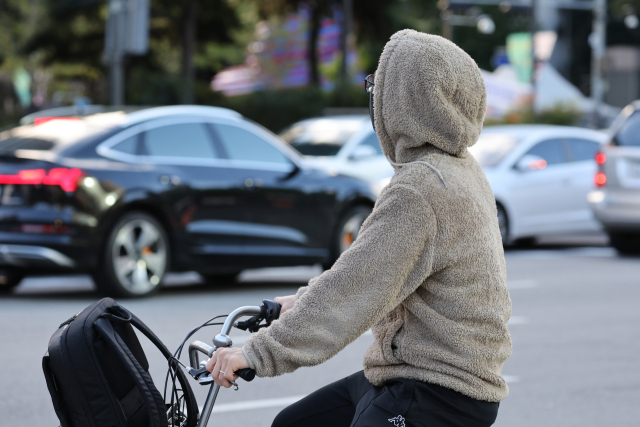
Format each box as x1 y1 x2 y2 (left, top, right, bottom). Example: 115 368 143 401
0 106 376 297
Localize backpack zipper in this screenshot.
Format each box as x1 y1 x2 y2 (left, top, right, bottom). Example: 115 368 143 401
60 324 98 427
59 311 83 329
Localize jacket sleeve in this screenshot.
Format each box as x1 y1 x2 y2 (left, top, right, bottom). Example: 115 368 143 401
242 184 437 377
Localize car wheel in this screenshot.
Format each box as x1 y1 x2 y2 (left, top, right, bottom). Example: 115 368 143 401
496 203 509 245
0 268 24 294
324 205 372 269
94 211 169 298
609 232 640 255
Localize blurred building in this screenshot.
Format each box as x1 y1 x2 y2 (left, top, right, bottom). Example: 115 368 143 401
211 6 364 96
605 46 640 108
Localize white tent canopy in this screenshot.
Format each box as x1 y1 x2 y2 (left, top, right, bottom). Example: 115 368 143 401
482 63 620 121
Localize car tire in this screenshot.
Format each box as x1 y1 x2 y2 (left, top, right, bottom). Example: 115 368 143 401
93 211 169 298
323 205 372 270
609 232 640 255
0 268 24 294
496 203 509 245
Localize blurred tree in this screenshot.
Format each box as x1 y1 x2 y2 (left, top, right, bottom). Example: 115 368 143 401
0 0 46 123
150 0 240 102
24 0 241 104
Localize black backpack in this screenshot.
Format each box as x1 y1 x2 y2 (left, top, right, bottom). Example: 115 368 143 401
43 298 198 427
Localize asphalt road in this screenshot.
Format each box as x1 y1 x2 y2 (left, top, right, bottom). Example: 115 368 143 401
1 246 639 427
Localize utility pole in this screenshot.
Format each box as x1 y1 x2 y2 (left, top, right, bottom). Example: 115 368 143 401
590 0 606 128
531 0 537 112
105 0 127 106
341 0 354 84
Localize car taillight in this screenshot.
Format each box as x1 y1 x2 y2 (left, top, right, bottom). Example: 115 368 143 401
0 168 83 191
594 150 606 187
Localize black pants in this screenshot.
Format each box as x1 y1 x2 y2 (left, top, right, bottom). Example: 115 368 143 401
272 371 499 427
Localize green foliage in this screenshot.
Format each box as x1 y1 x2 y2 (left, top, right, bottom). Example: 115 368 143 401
485 103 583 127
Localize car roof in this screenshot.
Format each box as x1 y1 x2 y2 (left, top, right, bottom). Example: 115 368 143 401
4 106 244 156
290 115 370 126
123 105 242 126
20 105 242 127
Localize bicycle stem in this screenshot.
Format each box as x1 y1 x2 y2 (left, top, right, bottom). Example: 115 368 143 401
196 306 262 427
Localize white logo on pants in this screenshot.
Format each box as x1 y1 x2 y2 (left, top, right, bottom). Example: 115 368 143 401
388 415 406 427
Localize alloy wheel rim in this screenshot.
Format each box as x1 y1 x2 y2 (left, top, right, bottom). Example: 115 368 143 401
339 213 368 254
112 219 166 294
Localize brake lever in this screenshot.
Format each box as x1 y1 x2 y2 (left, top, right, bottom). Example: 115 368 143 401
188 366 209 380
198 373 239 390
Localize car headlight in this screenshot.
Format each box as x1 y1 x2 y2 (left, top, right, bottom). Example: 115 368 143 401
370 177 391 197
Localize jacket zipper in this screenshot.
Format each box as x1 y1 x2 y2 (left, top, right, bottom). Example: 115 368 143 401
60 324 97 427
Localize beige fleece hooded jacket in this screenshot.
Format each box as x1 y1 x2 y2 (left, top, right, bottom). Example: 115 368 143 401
243 30 512 402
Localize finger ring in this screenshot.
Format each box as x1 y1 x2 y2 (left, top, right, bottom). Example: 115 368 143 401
219 370 225 375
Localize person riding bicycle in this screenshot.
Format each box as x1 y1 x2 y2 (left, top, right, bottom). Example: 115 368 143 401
207 29 512 427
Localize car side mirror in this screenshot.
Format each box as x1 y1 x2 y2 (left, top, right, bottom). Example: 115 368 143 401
349 145 377 161
515 154 547 172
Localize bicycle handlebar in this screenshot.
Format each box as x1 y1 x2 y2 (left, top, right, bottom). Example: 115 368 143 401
188 300 281 427
234 368 256 382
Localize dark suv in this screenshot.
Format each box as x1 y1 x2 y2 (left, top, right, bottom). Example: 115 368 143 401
0 106 375 296
589 101 640 254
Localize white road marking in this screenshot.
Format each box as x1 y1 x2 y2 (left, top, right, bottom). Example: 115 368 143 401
508 316 529 325
202 395 308 414
239 265 322 283
507 280 538 289
505 247 615 260
502 375 520 383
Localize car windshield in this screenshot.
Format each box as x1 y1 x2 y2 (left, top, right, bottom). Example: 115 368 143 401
279 118 364 157
468 132 521 167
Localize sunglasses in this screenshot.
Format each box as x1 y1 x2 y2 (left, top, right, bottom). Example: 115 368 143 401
364 74 375 93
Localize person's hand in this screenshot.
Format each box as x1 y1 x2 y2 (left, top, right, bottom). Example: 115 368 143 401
205 347 249 388
274 295 296 314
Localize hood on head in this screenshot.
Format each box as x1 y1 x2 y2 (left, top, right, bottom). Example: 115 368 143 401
373 30 487 164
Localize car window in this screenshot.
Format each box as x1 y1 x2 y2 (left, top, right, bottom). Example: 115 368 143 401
469 133 521 167
215 123 291 165
144 123 217 158
111 135 139 155
359 133 383 155
615 112 640 146
567 138 600 162
279 118 364 157
523 139 567 166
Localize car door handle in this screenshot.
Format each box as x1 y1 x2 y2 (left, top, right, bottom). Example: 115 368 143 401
244 178 263 188
160 175 181 186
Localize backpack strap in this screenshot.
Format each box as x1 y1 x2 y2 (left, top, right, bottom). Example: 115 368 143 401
128 313 199 427
100 304 199 427
94 318 167 427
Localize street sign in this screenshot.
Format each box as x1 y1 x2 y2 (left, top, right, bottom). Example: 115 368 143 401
103 0 150 105
126 0 149 55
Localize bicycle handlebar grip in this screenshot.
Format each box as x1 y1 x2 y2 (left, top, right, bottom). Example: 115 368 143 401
235 368 256 382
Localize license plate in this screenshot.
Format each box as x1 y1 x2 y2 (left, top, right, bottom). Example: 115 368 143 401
0 184 25 205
